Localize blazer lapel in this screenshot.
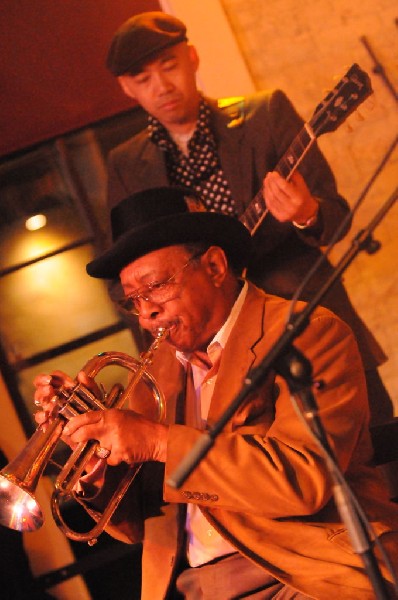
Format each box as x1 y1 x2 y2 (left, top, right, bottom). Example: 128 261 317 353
207 284 266 426
210 99 254 213
137 139 169 188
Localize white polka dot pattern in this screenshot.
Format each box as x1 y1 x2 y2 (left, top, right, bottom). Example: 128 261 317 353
148 99 238 216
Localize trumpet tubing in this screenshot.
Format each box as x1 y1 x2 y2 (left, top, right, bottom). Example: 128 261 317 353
0 327 168 544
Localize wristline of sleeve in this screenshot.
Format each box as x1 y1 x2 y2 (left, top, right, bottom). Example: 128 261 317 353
293 201 320 229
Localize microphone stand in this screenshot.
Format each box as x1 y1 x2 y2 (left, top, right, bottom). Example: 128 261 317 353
274 346 394 600
167 184 398 599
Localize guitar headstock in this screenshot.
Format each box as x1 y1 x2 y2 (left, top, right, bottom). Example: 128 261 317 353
309 63 373 137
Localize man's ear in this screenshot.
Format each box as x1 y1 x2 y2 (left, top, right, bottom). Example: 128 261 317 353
187 44 200 73
202 246 228 287
118 76 136 100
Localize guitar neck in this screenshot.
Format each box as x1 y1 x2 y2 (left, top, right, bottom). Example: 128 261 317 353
239 64 372 236
277 123 316 180
240 123 316 235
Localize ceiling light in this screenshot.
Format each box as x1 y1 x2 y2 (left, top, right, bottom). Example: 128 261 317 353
25 214 47 231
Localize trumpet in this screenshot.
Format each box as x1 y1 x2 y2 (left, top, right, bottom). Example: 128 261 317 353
0 327 168 545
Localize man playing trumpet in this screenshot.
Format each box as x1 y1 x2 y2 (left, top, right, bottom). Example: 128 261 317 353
34 187 398 599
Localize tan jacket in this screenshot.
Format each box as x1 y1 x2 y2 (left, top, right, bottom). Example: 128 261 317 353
93 284 398 599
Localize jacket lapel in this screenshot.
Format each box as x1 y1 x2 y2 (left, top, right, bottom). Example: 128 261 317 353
207 284 267 427
136 138 169 188
209 99 254 213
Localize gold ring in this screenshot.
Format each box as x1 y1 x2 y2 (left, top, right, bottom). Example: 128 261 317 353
95 446 111 460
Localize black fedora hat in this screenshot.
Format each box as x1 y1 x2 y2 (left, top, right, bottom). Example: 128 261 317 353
86 187 251 279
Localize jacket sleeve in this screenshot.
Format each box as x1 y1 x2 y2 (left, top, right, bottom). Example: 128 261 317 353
164 310 371 519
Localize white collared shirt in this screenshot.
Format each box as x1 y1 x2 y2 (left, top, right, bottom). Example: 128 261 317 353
176 281 248 566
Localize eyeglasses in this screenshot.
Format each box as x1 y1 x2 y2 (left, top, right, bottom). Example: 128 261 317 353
119 252 204 315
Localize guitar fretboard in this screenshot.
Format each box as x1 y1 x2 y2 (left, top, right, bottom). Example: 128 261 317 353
240 124 315 235
238 64 372 236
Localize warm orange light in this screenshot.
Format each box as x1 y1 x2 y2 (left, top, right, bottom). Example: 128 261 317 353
25 214 47 231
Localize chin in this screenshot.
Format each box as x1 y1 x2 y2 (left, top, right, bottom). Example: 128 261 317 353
167 332 192 353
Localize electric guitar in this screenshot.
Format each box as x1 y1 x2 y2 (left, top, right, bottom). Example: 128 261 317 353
239 63 373 235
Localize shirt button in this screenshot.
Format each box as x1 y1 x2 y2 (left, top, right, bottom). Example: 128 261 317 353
207 529 213 537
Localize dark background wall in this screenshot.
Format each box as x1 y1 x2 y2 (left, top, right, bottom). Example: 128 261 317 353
0 0 159 157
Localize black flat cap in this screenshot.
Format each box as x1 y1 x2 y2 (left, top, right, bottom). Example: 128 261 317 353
107 11 188 76
86 187 251 279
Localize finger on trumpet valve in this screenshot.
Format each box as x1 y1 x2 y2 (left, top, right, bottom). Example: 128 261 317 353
49 374 66 388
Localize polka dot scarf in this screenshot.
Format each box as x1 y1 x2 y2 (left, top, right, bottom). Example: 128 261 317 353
148 98 238 216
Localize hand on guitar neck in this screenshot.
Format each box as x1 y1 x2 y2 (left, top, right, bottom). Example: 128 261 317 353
262 170 319 228
239 63 372 235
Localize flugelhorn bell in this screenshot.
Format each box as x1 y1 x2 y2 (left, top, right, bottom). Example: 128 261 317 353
0 327 168 543
0 418 62 531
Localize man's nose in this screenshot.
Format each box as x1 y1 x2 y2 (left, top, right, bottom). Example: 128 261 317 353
137 297 162 320
153 71 173 93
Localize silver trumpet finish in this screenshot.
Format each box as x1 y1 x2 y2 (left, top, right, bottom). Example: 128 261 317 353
0 327 168 544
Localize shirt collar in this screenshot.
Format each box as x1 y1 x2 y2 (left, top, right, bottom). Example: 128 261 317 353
147 95 215 151
176 280 248 367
